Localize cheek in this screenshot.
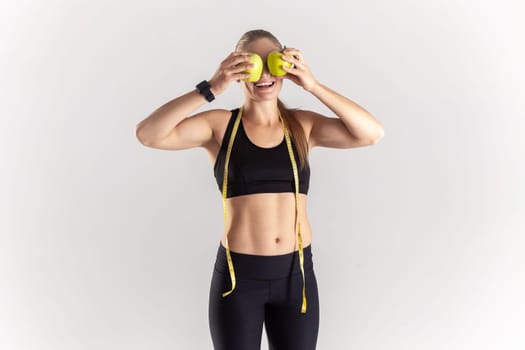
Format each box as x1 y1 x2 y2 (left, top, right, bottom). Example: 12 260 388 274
240 82 255 94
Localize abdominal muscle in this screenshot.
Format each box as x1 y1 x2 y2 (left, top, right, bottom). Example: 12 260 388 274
221 192 312 256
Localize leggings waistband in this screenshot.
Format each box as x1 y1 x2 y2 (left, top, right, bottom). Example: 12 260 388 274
214 241 314 280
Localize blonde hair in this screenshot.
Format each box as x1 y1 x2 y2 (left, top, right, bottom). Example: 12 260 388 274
235 29 310 171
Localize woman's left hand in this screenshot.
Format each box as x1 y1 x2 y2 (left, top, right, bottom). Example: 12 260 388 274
281 48 319 93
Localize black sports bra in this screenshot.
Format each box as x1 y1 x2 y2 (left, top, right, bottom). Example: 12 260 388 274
213 108 310 198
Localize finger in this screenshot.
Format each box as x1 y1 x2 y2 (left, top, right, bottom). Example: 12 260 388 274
233 72 251 81
230 62 253 74
283 49 304 63
223 51 246 64
227 51 251 62
282 51 303 64
281 64 299 75
283 47 301 56
281 69 300 83
226 54 252 68
232 50 251 57
282 54 304 69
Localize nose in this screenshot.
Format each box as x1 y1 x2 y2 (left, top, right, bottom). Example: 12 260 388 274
261 61 274 78
261 61 271 76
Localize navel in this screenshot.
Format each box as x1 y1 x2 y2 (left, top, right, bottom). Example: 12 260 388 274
275 237 281 243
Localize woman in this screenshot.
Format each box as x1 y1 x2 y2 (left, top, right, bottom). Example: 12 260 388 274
136 29 384 350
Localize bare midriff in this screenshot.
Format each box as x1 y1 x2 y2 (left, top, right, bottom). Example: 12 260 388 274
220 192 312 256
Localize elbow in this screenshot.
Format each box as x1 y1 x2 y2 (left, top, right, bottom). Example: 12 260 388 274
136 124 150 146
370 126 385 145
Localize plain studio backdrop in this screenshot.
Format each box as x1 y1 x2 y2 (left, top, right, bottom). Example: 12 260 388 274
1 0 524 349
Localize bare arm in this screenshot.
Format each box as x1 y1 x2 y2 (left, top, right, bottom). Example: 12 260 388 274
135 51 253 150
135 89 212 149
281 48 384 148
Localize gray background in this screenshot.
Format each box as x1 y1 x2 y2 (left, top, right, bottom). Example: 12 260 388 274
2 0 524 349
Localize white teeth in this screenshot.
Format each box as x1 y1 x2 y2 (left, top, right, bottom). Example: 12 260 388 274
255 82 274 87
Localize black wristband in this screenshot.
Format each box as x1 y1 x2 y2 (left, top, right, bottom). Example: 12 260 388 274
196 80 215 102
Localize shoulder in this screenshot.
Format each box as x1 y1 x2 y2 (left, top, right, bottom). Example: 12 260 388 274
199 108 234 122
200 108 238 149
290 108 323 121
288 108 318 134
196 108 235 132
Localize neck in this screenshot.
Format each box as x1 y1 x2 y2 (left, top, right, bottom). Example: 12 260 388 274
241 99 281 126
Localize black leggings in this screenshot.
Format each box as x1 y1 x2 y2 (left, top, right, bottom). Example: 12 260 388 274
208 241 320 350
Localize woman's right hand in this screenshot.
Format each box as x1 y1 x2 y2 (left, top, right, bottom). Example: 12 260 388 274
208 52 253 96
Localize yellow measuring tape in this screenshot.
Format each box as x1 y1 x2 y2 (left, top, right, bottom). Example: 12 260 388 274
221 105 307 313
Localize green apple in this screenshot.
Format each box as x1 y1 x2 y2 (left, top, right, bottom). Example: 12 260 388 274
267 50 292 77
243 53 263 82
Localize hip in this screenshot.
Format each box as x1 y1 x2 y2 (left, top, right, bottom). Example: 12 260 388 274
213 240 315 281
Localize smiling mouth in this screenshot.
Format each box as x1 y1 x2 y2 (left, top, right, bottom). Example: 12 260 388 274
254 81 275 88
